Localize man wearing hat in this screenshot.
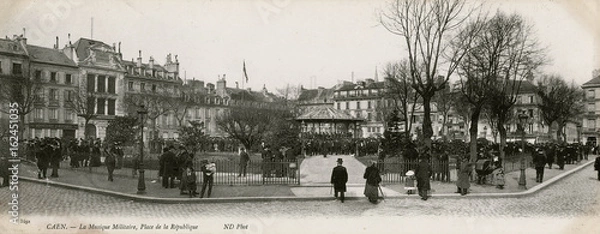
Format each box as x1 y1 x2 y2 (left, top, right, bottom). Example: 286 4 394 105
330 158 348 203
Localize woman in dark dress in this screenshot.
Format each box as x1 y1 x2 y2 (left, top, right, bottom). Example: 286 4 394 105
363 161 382 204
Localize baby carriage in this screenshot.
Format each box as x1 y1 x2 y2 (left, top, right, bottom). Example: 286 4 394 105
475 159 494 185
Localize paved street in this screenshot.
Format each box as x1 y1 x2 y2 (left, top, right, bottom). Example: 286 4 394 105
2 164 599 233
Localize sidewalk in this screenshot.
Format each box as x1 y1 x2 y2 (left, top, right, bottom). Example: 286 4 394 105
18 157 596 203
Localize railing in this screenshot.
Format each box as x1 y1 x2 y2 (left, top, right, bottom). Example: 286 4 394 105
192 159 300 185
377 159 451 183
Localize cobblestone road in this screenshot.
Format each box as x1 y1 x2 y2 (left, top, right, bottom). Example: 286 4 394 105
2 164 599 233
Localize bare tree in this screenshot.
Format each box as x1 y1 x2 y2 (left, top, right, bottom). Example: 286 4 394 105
0 69 43 139
380 60 421 139
432 84 454 138
380 0 480 149
66 88 97 139
455 12 545 161
536 75 583 142
216 107 282 150
123 94 174 139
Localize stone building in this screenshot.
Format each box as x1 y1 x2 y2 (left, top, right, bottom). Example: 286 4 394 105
121 51 183 141
63 37 126 139
0 35 79 139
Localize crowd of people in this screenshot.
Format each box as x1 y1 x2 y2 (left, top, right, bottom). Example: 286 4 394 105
21 137 125 181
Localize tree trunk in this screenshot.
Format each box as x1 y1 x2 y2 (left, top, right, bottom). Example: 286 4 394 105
83 118 91 139
498 123 507 163
469 108 481 162
422 95 433 149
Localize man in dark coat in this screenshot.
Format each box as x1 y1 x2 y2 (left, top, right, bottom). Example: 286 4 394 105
545 143 555 169
330 158 348 203
533 148 547 183
238 147 250 177
49 139 61 178
105 145 117 182
556 144 565 170
159 146 177 188
36 141 50 179
414 157 433 200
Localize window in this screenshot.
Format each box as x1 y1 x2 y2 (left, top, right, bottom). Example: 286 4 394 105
0 61 2 73
65 74 72 84
108 76 115 94
367 101 372 109
367 113 372 121
588 119 596 130
12 62 22 75
64 90 73 102
588 90 595 99
49 108 58 120
35 108 44 119
65 109 73 121
152 84 157 93
50 72 57 83
87 74 95 92
107 99 115 115
336 102 341 110
140 83 146 92
97 76 106 93
49 89 58 101
528 109 533 118
356 101 361 109
35 70 42 80
528 96 534 103
87 98 95 114
128 82 134 91
589 103 595 113
345 102 349 109
97 98 105 115
356 112 361 118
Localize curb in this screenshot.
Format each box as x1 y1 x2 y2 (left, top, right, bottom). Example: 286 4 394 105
20 160 594 203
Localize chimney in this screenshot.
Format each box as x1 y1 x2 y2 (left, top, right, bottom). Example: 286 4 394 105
235 81 239 89
137 50 142 67
55 36 59 49
149 56 154 69
118 42 121 53
262 84 268 95
62 34 75 61
216 78 226 96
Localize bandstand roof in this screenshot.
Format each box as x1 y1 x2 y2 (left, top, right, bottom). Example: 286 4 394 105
296 107 361 121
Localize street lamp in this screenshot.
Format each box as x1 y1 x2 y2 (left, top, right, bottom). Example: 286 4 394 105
137 105 148 195
355 122 361 157
577 123 582 163
576 123 582 143
517 111 529 189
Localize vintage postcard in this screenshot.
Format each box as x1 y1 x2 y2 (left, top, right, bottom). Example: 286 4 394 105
0 0 599 233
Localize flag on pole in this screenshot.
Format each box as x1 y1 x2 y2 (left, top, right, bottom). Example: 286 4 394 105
243 60 249 82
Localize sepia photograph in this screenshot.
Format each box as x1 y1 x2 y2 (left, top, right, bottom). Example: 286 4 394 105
0 0 599 233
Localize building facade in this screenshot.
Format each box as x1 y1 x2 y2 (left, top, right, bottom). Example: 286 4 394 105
581 75 600 145
63 38 126 139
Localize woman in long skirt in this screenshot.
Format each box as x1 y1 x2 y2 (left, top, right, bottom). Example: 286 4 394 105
363 161 382 204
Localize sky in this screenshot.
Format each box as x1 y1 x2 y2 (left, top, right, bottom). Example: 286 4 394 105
0 0 598 93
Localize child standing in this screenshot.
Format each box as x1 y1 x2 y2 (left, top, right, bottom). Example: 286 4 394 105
404 170 416 195
185 167 197 198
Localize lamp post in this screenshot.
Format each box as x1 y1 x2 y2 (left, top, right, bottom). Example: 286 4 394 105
354 122 360 157
577 123 582 163
137 105 148 195
517 112 529 189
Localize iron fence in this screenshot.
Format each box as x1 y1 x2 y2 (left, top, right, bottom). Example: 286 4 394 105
192 159 300 185
377 159 451 183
